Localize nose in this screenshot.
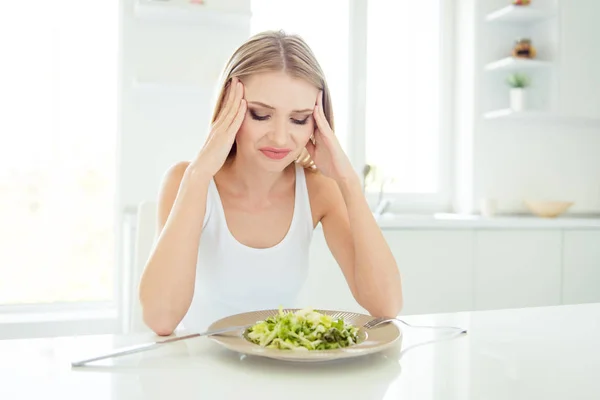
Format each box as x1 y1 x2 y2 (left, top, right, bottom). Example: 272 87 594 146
268 117 288 147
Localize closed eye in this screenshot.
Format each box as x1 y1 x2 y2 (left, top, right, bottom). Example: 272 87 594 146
250 109 310 125
292 116 310 125
250 109 270 121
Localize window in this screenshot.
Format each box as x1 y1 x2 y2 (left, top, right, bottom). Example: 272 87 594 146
363 0 452 208
252 0 453 211
0 2 118 306
250 0 350 153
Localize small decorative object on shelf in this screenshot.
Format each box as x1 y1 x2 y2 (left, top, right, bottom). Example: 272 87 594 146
507 73 531 111
512 38 536 58
512 0 531 5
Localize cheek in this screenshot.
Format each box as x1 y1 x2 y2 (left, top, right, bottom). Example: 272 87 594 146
292 123 313 144
236 119 263 145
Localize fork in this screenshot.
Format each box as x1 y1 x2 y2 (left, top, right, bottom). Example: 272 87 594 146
345 313 468 357
331 311 467 334
364 316 467 334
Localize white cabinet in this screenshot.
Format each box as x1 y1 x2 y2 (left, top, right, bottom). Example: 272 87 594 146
558 0 600 120
474 231 562 311
384 231 475 316
302 226 599 316
301 229 475 316
562 231 600 305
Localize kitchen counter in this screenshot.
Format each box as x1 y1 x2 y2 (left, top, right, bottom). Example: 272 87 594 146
1 303 599 399
374 213 600 229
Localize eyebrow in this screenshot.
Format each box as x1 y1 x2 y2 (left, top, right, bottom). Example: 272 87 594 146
247 101 313 114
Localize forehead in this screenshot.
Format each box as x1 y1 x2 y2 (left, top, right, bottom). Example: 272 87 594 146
242 71 318 109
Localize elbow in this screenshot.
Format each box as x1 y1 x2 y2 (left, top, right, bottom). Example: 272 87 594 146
370 297 403 318
357 283 403 318
139 285 190 336
142 309 179 336
380 271 404 317
391 296 403 316
140 294 180 336
139 288 178 336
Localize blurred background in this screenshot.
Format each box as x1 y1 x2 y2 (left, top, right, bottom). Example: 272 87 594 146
0 0 598 339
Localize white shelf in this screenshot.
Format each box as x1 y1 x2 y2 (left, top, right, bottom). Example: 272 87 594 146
134 0 251 26
483 109 600 124
485 57 552 72
485 5 555 23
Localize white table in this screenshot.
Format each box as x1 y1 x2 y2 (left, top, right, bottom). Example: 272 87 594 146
1 303 599 399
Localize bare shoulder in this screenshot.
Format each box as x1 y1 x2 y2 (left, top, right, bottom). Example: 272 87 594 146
305 168 343 224
156 161 192 232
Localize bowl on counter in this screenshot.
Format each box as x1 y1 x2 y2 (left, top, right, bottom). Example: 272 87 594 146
524 200 574 218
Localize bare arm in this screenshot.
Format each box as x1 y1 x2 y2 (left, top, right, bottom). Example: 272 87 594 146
319 175 403 317
138 77 246 336
306 91 402 317
138 161 211 335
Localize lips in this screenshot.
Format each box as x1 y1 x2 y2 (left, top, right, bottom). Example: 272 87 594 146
260 147 291 160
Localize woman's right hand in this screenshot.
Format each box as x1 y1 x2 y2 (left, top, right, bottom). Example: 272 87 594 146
193 77 246 177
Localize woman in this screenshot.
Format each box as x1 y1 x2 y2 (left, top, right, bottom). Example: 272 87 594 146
139 30 403 336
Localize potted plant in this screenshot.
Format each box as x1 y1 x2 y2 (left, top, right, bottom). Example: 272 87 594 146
506 72 530 111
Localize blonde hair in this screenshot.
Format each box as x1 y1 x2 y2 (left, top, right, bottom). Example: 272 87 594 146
210 30 334 169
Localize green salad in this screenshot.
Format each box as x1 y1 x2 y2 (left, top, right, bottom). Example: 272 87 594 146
246 307 360 351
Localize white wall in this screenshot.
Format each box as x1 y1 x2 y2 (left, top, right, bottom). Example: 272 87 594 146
118 0 600 216
476 122 600 213
457 0 600 215
118 0 251 211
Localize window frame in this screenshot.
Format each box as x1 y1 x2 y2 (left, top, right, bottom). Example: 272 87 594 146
0 206 132 338
348 0 455 213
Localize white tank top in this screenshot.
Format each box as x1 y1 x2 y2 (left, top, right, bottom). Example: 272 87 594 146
180 164 313 331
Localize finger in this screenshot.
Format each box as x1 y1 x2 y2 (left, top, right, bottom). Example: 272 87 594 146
222 77 235 108
297 148 314 168
314 91 326 125
316 91 331 132
217 78 236 118
215 80 243 131
313 105 329 137
214 77 239 126
226 99 247 140
223 81 245 129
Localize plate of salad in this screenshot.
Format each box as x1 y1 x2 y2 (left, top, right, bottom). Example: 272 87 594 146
207 307 402 362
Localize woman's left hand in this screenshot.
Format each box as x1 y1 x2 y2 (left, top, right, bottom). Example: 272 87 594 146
306 91 356 182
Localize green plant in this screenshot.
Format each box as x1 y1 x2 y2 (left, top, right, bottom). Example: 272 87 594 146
506 73 531 88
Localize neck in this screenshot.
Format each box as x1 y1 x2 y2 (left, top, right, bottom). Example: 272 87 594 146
223 154 294 197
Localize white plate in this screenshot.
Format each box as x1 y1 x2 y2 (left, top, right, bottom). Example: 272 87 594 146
207 308 402 362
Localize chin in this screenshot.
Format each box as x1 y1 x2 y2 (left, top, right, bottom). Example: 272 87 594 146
258 155 295 172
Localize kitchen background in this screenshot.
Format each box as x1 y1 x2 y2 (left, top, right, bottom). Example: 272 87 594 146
0 0 599 339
